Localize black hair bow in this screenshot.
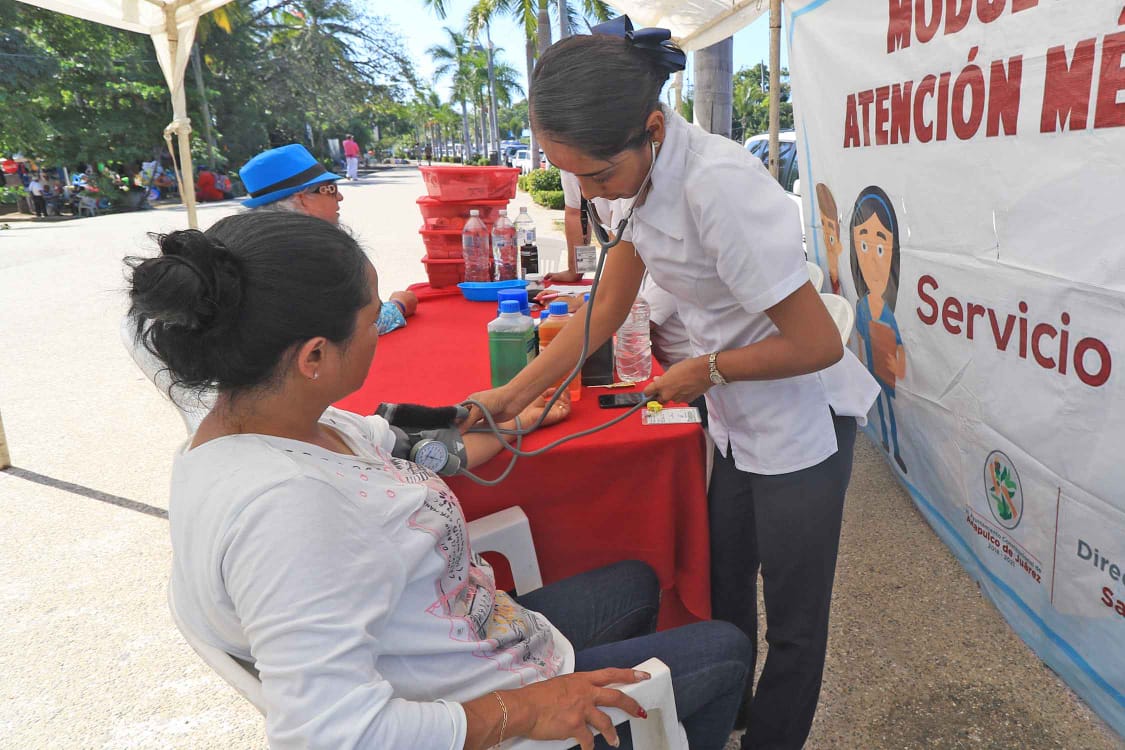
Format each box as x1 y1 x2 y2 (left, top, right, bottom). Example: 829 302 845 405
590 15 686 76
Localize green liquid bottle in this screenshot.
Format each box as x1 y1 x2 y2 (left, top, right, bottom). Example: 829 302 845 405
489 300 536 387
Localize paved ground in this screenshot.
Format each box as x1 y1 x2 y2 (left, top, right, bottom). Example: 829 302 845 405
1 167 1120 749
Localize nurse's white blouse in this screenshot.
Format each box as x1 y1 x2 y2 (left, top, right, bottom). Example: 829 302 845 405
593 108 878 475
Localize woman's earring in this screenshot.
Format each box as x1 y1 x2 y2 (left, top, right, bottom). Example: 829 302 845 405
312 371 319 381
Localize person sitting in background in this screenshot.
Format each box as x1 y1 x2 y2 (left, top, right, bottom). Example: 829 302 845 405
125 210 751 750
195 167 231 202
240 142 416 335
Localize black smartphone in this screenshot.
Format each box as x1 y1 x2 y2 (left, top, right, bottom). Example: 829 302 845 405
598 393 647 409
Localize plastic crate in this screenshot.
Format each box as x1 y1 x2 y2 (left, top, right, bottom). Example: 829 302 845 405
419 166 519 201
417 196 508 231
421 255 465 288
419 227 465 260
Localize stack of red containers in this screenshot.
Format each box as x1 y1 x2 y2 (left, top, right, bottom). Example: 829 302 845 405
417 165 521 288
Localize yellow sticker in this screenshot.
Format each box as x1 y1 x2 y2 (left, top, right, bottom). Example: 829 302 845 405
646 401 663 413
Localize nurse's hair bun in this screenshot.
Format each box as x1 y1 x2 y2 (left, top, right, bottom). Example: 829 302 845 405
589 16 686 78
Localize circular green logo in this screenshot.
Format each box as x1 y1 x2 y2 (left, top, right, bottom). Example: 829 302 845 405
984 450 1022 530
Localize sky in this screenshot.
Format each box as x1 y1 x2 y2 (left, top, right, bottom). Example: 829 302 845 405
367 1 791 103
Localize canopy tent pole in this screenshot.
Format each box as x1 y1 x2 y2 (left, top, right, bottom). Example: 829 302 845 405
159 1 199 228
767 0 781 180
0 409 10 470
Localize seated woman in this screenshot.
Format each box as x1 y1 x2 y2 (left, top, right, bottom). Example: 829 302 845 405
196 168 231 202
125 211 750 750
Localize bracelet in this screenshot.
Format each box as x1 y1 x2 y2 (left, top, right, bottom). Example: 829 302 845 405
491 691 509 747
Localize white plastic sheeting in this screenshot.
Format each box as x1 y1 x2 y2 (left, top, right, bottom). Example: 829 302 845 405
605 0 769 52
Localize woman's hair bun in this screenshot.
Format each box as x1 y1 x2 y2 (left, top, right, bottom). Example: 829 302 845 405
128 229 243 332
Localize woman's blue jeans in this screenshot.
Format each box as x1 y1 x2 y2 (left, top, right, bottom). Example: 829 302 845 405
517 560 752 750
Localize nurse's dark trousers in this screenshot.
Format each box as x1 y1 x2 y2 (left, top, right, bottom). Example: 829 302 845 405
708 412 857 750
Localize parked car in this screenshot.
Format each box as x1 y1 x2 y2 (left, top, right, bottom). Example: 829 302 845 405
501 144 523 168
745 130 805 250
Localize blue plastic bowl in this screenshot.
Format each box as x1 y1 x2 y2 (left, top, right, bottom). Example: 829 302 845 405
457 279 528 302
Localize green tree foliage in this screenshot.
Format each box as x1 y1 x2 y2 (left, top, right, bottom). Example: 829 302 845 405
731 63 793 143
0 0 416 171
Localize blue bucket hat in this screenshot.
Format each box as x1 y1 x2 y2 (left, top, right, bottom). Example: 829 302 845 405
240 144 343 208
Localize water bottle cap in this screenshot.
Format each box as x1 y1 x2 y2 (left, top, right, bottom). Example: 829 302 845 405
584 293 590 301
469 209 480 216
499 300 520 314
540 310 550 320
519 207 529 214
498 209 507 216
549 301 570 316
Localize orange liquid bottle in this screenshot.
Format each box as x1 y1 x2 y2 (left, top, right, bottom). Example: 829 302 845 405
536 301 582 401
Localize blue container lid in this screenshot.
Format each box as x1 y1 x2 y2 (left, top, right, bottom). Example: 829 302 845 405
540 310 550 320
499 300 521 314
497 288 530 315
549 301 570 316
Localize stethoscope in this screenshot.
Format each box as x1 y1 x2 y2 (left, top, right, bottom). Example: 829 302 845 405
457 139 661 486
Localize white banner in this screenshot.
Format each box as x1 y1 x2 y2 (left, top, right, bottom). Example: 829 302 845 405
787 0 1125 734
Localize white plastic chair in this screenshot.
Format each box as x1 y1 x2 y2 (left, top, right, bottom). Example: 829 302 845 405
819 293 855 344
168 505 687 750
78 194 98 217
532 239 565 277
806 261 825 292
121 317 211 433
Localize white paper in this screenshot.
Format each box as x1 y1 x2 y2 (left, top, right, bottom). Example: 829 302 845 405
641 407 702 425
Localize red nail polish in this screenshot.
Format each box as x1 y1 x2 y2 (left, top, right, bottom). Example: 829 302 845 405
638 708 648 719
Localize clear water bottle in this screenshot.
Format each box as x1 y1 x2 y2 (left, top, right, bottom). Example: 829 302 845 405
461 209 491 282
491 210 518 281
513 206 536 247
615 298 652 383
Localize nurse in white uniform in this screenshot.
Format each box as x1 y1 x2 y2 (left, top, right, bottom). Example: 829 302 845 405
466 18 878 750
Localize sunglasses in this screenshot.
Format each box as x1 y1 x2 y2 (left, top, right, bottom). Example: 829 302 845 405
307 183 339 196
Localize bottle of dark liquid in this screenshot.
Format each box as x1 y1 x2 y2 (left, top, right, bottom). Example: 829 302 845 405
514 207 538 278
519 242 539 277
580 292 616 386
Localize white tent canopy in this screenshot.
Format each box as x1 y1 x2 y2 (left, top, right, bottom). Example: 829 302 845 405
605 0 768 52
16 0 237 228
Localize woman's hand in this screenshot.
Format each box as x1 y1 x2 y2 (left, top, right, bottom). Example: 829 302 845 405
644 355 711 404
510 669 650 750
461 385 526 433
517 388 571 429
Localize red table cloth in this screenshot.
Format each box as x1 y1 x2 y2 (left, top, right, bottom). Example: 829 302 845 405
336 284 711 628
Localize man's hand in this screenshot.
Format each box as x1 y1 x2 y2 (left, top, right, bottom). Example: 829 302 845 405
544 269 583 284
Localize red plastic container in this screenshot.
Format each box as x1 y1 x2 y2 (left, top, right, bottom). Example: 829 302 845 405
419 228 465 260
417 196 508 231
421 255 466 288
419 166 519 201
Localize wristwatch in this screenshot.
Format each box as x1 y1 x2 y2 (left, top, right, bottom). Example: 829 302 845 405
708 352 728 386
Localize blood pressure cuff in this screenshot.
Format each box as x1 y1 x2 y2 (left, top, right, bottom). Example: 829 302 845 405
376 403 470 476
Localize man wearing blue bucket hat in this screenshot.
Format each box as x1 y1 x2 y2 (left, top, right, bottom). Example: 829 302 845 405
240 144 345 224
238 143 416 333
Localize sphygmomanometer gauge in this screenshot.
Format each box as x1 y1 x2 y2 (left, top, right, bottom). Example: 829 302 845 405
410 439 451 475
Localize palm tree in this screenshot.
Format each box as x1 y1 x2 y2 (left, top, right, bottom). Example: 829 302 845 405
427 28 475 163
467 0 609 166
